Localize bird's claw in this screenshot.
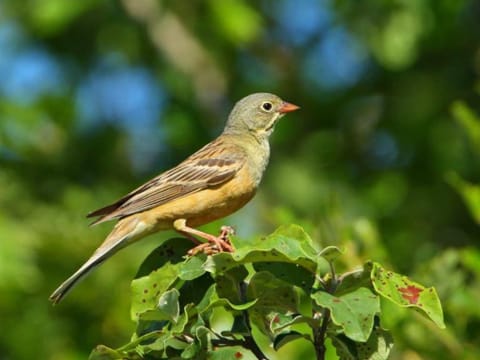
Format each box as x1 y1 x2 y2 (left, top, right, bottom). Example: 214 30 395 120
187 225 235 256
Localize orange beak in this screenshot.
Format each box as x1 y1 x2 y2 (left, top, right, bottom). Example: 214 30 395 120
278 101 300 113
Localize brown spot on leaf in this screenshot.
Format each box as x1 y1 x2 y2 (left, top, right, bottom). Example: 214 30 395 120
235 351 243 358
333 297 341 303
398 285 423 304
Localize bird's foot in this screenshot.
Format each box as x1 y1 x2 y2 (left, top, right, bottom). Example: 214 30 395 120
186 225 235 256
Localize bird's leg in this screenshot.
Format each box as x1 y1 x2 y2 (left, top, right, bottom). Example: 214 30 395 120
173 219 235 255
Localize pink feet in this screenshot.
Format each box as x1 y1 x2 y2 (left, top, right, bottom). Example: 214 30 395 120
173 219 235 256
187 226 235 256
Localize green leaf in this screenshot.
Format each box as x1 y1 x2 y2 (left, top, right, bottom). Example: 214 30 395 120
246 271 301 338
195 325 210 353
357 327 394 360
273 331 312 351
139 289 180 322
451 100 480 154
223 315 250 337
332 326 394 360
331 336 356 360
312 287 380 342
319 246 344 262
178 273 215 311
196 283 258 315
215 271 245 305
181 342 200 359
370 262 445 328
131 262 179 322
254 261 315 295
446 172 480 224
270 314 319 333
139 331 178 353
135 237 192 278
336 264 373 296
88 345 123 360
171 303 195 333
179 255 207 281
205 225 319 276
206 346 257 360
159 289 180 322
247 271 299 312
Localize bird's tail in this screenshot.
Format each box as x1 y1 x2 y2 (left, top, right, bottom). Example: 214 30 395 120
49 217 144 304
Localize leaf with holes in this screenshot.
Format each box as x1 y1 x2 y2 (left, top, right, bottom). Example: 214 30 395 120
312 287 380 342
370 262 445 328
130 262 179 322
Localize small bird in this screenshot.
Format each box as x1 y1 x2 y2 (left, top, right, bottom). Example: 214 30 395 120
49 92 299 304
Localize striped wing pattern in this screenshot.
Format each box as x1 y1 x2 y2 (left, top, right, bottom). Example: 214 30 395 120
87 138 245 224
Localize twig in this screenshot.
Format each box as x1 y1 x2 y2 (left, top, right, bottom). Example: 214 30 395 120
313 309 331 360
312 260 338 360
238 281 269 360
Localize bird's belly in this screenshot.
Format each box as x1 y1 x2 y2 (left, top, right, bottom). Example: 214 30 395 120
144 167 257 229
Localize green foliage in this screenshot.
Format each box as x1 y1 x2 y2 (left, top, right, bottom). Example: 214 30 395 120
1 0 480 359
89 225 444 360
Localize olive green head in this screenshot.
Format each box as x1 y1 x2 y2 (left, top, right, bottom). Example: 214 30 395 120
224 92 299 138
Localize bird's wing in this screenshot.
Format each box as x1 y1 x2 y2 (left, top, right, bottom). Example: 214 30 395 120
87 138 246 224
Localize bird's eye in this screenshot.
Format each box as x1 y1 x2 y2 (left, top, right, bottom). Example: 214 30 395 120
262 102 273 111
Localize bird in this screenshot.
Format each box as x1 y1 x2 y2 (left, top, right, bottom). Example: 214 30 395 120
49 92 300 304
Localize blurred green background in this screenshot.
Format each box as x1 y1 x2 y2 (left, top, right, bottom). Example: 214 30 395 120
1 0 480 359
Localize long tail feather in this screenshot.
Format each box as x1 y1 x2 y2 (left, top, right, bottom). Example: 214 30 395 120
49 217 144 304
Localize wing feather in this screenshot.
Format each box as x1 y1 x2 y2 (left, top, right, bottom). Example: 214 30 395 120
88 138 246 224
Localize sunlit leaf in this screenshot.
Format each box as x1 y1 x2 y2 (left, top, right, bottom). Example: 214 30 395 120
204 225 319 275
139 288 180 323
312 287 380 342
319 246 344 262
88 345 123 360
130 262 179 322
179 254 207 281
273 331 312 351
332 326 393 360
206 346 257 360
370 262 445 328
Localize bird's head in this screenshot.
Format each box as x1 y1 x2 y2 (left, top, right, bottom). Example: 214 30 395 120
224 93 300 139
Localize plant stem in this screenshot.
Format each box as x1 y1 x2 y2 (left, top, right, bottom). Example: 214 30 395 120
239 281 269 360
313 309 331 360
312 260 338 360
